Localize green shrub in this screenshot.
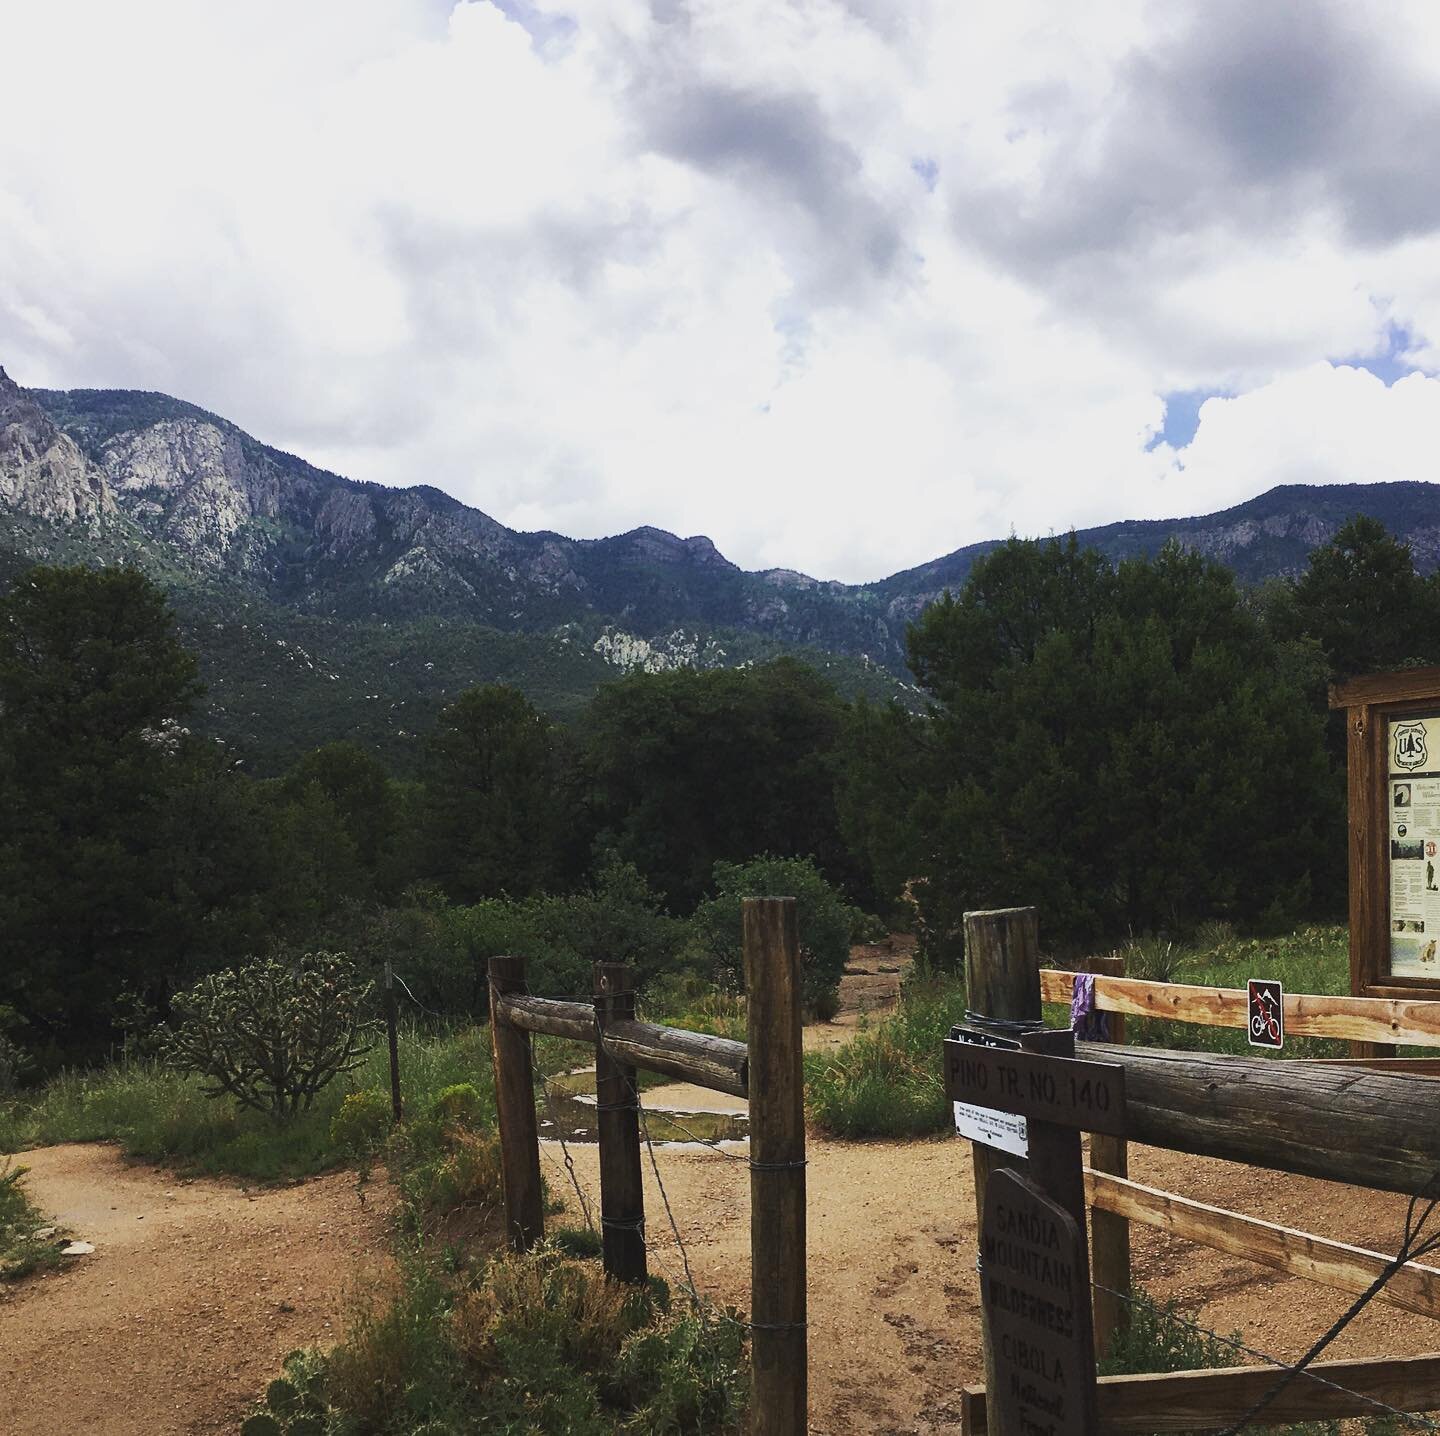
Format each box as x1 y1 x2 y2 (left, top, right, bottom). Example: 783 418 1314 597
330 1088 392 1158
163 951 379 1122
806 974 969 1138
550 1226 603 1260
266 1247 746 1435
431 1083 485 1127
0 1158 61 1281
688 855 858 1015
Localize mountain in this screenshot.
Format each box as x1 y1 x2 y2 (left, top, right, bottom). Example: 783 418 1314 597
5 363 1440 769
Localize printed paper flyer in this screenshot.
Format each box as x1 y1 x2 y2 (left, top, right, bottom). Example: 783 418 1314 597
1388 714 1440 978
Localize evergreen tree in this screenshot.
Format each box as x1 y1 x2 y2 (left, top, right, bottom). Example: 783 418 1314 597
906 539 1334 959
420 685 573 903
0 567 232 1054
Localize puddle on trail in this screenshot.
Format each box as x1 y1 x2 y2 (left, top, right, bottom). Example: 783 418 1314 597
539 1068 749 1147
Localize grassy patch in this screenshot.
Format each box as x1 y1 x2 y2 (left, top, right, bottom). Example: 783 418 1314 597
0 1025 501 1183
1106 924 1368 1059
1100 1287 1403 1434
240 1244 747 1435
0 1158 62 1280
805 973 970 1138
805 922 1412 1140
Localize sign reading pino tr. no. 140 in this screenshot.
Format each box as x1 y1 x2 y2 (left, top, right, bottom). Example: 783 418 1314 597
942 1041 1128 1139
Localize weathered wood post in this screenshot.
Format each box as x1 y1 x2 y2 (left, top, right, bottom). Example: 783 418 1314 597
1084 953 1130 1357
962 907 1043 1415
744 896 807 1436
594 961 646 1284
488 955 544 1251
383 960 403 1125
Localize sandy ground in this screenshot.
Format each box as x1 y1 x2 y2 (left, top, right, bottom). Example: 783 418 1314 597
0 1145 393 1436
4 942 1435 1435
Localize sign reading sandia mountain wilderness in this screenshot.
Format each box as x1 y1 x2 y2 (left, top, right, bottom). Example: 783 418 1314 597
1388 713 1440 979
980 1168 1097 1436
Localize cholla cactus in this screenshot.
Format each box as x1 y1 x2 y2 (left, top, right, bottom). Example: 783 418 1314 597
162 951 377 1122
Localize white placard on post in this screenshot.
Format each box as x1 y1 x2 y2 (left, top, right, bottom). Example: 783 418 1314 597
953 1100 1029 1157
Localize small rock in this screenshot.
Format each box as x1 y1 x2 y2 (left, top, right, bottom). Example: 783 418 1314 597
31 1226 55 1240
277 1300 296 1313
61 1240 96 1256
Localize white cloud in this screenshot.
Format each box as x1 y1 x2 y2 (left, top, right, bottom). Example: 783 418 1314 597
1161 364 1440 512
3 0 1440 581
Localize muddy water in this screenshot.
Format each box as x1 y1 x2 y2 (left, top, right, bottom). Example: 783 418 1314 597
538 1068 749 1146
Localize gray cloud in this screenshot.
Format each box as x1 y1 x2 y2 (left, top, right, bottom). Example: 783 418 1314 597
955 1 1440 276
634 79 911 304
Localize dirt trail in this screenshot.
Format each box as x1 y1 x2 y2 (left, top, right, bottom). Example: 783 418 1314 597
4 945 1432 1435
0 1144 392 1436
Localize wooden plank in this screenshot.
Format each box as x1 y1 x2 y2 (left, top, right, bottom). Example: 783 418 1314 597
1084 1169 1440 1321
1331 665 1440 707
1040 968 1440 1047
594 963 645 1284
1075 1041 1440 1195
744 897 807 1436
488 957 544 1251
963 1352 1440 1432
493 992 596 1043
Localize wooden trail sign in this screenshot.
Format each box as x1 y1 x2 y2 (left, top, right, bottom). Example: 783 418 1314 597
981 1168 1099 1436
943 1036 1127 1137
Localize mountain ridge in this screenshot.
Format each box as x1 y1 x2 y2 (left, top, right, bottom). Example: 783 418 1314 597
6 363 1440 769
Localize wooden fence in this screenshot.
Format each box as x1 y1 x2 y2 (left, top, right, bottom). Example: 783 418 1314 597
487 896 805 1436
960 907 1440 1434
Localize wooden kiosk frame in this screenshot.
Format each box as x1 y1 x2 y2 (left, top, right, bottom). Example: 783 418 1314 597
1331 666 1440 1053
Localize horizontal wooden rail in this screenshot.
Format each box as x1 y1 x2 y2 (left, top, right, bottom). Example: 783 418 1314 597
961 1352 1440 1432
1085 1169 1440 1321
1075 1041 1440 1195
604 1018 748 1100
492 991 749 1099
495 993 597 1042
1044 968 1440 1047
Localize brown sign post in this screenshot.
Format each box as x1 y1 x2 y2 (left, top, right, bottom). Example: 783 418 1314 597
980 1167 1098 1436
945 921 1125 1436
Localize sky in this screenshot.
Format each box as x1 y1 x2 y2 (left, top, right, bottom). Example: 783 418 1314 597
5 0 1440 582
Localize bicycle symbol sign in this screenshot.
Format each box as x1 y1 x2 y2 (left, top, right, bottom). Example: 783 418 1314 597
1247 978 1284 1050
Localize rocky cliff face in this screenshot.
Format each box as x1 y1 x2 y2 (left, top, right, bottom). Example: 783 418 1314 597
8 366 1440 681
0 368 114 524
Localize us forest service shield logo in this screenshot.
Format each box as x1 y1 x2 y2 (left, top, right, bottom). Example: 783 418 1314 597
1394 721 1429 772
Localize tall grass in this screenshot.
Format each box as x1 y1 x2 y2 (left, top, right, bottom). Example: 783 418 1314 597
805 973 970 1138
0 1024 499 1182
0 1158 62 1280
808 924 1386 1139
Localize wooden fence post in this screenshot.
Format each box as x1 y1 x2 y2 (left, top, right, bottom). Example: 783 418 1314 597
384 960 403 1125
488 955 544 1252
744 896 807 1436
594 961 646 1284
963 906 1043 1425
1085 953 1130 1358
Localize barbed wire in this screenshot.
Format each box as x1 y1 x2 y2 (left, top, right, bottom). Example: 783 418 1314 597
388 970 447 1021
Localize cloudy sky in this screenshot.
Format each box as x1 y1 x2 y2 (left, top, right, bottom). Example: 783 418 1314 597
5 0 1440 581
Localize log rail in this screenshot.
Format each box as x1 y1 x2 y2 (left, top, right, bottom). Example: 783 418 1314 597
491 990 749 1098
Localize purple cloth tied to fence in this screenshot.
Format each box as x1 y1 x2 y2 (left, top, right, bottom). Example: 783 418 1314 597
1070 971 1110 1041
